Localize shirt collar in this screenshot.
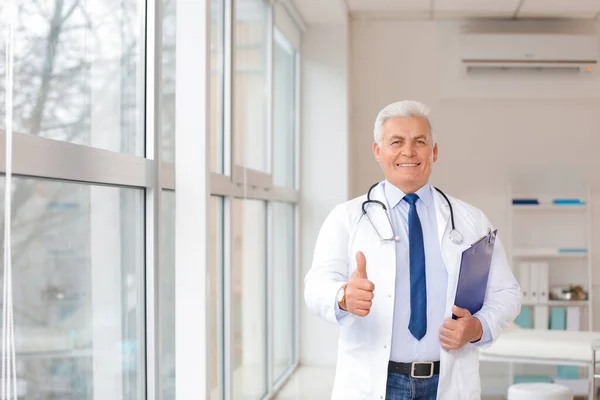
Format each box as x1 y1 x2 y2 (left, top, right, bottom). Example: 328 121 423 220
384 181 433 210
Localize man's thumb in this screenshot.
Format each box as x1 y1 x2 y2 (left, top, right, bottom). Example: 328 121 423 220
452 305 470 318
355 251 368 278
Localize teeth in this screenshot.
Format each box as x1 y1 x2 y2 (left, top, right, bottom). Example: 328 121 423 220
397 163 419 167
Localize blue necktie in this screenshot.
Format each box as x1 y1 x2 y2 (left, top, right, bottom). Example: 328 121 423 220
403 193 427 340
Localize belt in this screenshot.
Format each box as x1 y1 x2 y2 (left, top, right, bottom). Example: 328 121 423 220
388 360 440 378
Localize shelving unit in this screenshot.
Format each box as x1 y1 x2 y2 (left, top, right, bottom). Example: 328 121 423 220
521 300 590 307
508 183 593 396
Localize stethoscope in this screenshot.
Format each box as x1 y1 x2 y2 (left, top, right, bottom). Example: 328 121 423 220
361 182 464 244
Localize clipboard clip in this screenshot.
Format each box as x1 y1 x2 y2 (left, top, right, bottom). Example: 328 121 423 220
470 228 493 247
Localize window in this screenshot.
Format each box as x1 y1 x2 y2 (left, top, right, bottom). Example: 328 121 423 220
7 0 144 155
210 196 224 399
211 0 225 173
0 178 144 399
161 190 176 398
271 202 295 380
163 0 177 162
1 0 302 398
272 31 297 189
234 0 270 173
231 199 267 399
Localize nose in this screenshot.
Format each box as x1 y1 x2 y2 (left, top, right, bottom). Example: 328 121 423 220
400 142 415 157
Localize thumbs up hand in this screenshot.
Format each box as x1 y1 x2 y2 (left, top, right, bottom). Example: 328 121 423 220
341 251 375 317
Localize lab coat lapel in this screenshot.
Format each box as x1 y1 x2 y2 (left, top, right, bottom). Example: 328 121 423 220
366 182 395 240
433 188 459 276
433 188 451 250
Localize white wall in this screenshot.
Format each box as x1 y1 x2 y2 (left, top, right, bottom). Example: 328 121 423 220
300 23 349 366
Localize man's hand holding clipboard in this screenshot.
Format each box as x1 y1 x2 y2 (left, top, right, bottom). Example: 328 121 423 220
439 229 498 351
453 228 498 317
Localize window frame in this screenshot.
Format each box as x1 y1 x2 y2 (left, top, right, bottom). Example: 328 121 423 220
0 0 304 398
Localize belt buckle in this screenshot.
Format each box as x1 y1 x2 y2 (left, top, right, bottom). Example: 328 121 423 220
411 362 434 378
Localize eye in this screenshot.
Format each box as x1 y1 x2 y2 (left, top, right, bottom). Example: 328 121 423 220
417 139 426 145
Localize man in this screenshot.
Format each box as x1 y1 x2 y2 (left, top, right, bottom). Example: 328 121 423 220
304 100 521 399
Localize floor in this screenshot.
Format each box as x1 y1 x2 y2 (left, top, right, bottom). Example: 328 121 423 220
274 366 506 399
274 366 336 399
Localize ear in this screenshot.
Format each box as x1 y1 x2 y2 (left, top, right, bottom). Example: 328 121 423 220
373 142 382 163
432 143 438 163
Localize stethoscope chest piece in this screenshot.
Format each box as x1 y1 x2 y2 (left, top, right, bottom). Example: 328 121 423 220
449 229 463 245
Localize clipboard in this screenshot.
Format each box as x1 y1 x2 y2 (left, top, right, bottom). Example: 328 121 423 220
452 229 498 319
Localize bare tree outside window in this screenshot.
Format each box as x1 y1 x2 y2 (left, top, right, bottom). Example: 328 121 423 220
1 0 145 398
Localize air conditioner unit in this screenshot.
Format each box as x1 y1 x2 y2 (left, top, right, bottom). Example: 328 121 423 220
460 33 598 73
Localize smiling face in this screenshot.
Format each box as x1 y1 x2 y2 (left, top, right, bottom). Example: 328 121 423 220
373 116 438 194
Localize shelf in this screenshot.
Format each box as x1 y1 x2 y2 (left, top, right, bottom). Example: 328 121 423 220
513 248 588 259
552 378 588 396
512 204 587 211
522 300 589 307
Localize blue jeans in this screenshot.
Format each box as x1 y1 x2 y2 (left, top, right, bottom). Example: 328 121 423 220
385 372 439 400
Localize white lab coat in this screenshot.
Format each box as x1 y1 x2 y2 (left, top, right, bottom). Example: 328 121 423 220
304 182 521 400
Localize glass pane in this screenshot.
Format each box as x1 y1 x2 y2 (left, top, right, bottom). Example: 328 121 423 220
232 199 267 399
163 0 176 162
209 196 224 399
272 202 295 380
211 0 224 173
0 178 144 399
273 33 296 188
234 0 269 172
6 0 143 155
161 190 176 398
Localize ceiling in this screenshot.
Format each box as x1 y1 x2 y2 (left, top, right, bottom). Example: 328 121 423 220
291 0 600 25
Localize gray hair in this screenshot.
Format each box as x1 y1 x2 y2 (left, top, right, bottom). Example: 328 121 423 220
373 100 434 145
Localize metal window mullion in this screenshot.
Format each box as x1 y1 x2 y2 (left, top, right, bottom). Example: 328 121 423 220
266 201 274 392
0 131 153 188
223 197 233 400
246 186 298 203
216 196 226 400
218 1 234 394
293 202 300 367
211 174 299 203
294 52 301 191
211 172 244 197
145 0 162 397
224 0 234 179
246 168 273 189
278 0 307 33
266 1 274 177
270 364 298 397
160 162 175 190
175 0 210 398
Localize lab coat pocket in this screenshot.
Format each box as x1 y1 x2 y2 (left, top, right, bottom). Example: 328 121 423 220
334 346 372 398
457 345 480 399
339 320 367 350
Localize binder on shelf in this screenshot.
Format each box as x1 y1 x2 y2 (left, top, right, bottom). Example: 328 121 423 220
519 263 531 303
557 248 588 254
513 375 553 384
514 248 588 257
530 263 539 304
512 198 539 205
531 263 550 329
550 308 580 380
534 262 549 303
552 199 585 205
514 307 532 329
566 307 580 331
534 305 549 330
